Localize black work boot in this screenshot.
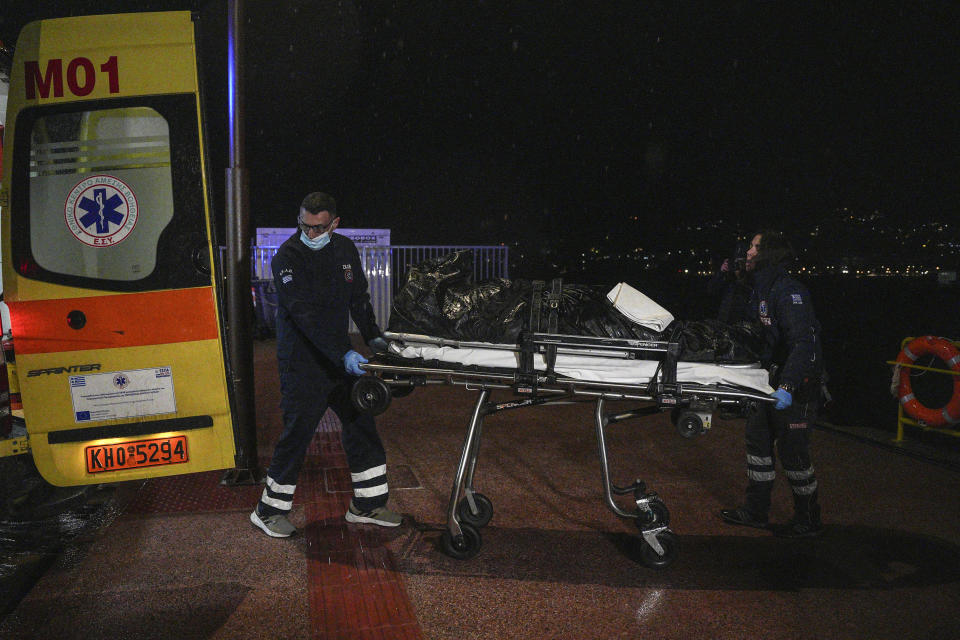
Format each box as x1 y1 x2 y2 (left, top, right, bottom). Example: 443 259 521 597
721 480 772 530
719 507 769 530
774 493 823 538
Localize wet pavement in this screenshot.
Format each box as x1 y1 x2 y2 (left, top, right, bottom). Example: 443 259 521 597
2 338 960 639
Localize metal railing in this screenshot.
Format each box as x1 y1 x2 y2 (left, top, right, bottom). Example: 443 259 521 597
389 245 509 287
250 244 509 335
360 246 392 334
253 245 276 281
254 244 509 286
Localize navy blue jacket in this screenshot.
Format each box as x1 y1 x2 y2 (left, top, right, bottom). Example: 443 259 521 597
272 232 380 370
748 264 823 389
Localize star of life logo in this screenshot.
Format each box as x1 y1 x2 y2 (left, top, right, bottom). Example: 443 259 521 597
64 175 139 247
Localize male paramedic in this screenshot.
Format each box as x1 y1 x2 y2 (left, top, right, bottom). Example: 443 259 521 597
250 192 400 537
719 230 825 538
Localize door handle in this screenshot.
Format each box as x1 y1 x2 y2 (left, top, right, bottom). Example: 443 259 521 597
192 246 211 275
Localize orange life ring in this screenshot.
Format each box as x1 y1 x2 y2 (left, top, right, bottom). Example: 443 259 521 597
896 336 960 426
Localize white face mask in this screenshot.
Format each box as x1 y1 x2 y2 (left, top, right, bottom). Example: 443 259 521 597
300 230 331 250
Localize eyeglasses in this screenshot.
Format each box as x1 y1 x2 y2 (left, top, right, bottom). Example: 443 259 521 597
298 215 337 234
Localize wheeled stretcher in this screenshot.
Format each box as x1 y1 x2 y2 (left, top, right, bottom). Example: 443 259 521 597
352 328 775 568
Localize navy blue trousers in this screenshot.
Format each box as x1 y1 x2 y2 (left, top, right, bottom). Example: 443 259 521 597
744 383 821 518
258 358 388 517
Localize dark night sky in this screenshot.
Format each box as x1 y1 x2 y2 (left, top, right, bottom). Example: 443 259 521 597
3 1 959 251
242 1 960 250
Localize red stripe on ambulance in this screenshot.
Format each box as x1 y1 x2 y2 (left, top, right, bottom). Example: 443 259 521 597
7 288 220 355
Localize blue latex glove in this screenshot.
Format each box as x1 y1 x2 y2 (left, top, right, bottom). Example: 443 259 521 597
343 350 368 376
772 388 793 410
368 337 389 354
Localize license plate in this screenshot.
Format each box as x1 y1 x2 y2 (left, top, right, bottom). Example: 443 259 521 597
85 435 188 473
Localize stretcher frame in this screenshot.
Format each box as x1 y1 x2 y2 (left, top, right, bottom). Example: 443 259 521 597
354 329 775 568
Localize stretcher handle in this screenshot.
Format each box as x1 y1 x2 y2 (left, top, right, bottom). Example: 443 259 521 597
383 331 520 352
531 332 674 353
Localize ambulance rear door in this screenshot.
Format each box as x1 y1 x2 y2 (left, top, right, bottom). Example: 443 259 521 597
0 12 237 485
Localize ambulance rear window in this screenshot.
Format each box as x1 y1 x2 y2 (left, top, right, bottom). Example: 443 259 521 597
28 106 173 281
10 94 211 292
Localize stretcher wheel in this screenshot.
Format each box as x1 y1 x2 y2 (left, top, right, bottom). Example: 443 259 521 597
672 410 705 438
441 523 482 560
635 498 670 529
457 493 494 528
639 530 679 569
350 376 392 415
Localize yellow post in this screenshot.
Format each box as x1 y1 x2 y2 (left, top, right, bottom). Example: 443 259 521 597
895 405 905 443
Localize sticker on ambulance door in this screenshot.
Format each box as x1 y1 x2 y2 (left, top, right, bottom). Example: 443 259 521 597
64 174 139 247
69 366 176 423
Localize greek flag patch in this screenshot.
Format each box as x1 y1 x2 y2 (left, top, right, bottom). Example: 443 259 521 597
791 294 803 304
282 275 292 284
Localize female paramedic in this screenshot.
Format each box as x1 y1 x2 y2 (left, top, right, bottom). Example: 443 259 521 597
719 229 825 538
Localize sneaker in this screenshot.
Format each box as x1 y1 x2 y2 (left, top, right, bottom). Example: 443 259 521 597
344 500 402 527
250 509 297 538
773 518 824 538
719 507 769 530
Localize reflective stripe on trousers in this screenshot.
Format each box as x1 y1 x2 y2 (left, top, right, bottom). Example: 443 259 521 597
260 475 296 513
747 454 775 482
785 466 818 495
352 464 388 499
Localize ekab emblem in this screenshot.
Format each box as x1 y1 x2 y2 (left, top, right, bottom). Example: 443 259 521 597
758 300 771 325
64 175 139 247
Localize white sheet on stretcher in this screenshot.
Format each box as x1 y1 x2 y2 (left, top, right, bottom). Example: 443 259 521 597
389 343 774 395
